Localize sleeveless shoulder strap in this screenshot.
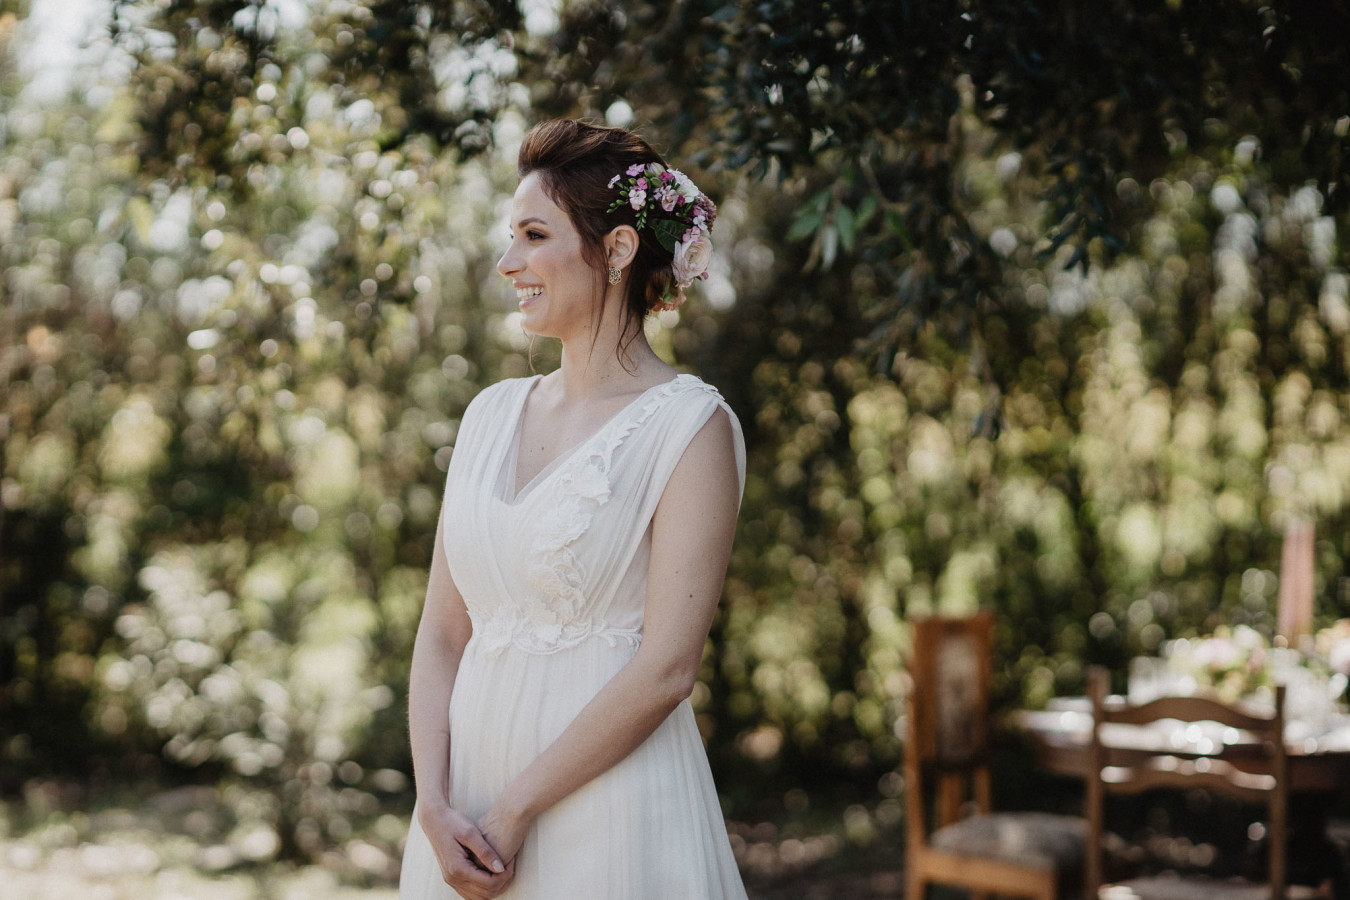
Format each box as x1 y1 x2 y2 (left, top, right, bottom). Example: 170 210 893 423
622 375 746 511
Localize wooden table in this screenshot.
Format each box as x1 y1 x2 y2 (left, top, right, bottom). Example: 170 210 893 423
1017 698 1350 897
1017 698 1350 793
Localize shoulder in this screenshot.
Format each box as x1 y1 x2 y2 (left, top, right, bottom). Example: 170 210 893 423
649 374 736 418
661 375 741 441
683 402 737 460
644 374 746 496
657 392 743 518
475 375 539 402
454 376 536 447
464 375 537 418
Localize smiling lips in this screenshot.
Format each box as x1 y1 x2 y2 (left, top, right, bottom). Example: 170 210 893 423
516 286 543 302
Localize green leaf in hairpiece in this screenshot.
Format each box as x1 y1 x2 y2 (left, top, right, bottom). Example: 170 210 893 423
650 218 687 254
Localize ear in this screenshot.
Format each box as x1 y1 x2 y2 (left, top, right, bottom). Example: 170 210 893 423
604 224 640 271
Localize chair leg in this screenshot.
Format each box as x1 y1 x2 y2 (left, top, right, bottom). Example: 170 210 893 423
906 870 925 900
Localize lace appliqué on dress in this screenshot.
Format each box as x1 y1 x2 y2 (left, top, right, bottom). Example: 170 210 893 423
478 377 715 656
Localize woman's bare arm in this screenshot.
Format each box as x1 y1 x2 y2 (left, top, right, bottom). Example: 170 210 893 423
476 408 741 863
408 513 514 897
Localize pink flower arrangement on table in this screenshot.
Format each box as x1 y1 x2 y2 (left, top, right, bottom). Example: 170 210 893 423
1167 624 1271 703
1314 619 1350 679
1163 620 1350 708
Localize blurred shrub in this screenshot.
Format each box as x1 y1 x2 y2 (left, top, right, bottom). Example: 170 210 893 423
3 0 1350 852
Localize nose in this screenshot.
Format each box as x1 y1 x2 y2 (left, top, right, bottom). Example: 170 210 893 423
497 241 522 279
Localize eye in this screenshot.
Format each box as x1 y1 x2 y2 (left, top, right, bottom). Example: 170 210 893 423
526 229 546 241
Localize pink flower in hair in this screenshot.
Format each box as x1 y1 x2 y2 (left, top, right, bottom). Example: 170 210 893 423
605 160 717 309
671 230 712 288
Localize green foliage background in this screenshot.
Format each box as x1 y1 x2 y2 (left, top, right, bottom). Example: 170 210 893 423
3 0 1349 863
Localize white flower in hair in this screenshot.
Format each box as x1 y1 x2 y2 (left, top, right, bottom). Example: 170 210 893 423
668 168 699 202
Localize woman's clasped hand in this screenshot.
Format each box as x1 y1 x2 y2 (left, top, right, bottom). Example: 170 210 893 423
418 803 514 899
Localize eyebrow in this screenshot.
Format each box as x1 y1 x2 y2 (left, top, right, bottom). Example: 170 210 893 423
512 216 549 230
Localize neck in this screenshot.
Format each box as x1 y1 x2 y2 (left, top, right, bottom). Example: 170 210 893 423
549 285 667 399
555 332 662 399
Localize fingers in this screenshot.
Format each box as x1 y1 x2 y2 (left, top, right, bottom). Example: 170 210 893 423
423 807 513 898
459 832 506 874
445 830 511 897
443 856 514 900
443 810 504 873
440 810 504 874
481 859 516 899
488 861 517 899
475 805 527 868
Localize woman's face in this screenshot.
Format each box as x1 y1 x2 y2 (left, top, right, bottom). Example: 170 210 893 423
496 171 601 341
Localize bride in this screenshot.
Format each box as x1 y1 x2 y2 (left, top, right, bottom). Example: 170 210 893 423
398 119 749 899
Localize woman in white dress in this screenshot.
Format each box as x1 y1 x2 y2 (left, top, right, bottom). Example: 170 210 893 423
398 119 749 900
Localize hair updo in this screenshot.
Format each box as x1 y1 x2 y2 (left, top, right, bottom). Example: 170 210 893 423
516 119 689 349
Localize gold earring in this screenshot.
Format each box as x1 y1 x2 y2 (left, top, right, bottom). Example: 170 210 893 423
607 265 622 285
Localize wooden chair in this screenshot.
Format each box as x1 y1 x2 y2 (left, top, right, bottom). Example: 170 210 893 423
904 611 1086 900
1085 665 1329 900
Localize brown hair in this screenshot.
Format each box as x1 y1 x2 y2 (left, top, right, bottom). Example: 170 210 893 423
517 119 681 357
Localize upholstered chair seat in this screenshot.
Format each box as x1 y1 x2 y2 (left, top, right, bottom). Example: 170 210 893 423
1100 874 1328 900
929 811 1087 870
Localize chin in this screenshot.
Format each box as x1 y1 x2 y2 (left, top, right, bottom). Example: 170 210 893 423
519 317 564 341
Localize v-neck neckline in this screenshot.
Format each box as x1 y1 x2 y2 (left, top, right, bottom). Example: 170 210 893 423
502 374 683 505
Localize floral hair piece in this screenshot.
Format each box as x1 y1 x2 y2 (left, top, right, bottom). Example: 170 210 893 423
606 162 717 311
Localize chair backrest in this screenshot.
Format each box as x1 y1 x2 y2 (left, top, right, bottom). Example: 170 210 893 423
1084 665 1288 899
904 611 995 846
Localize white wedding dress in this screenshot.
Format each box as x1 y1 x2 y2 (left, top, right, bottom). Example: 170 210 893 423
399 374 749 900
